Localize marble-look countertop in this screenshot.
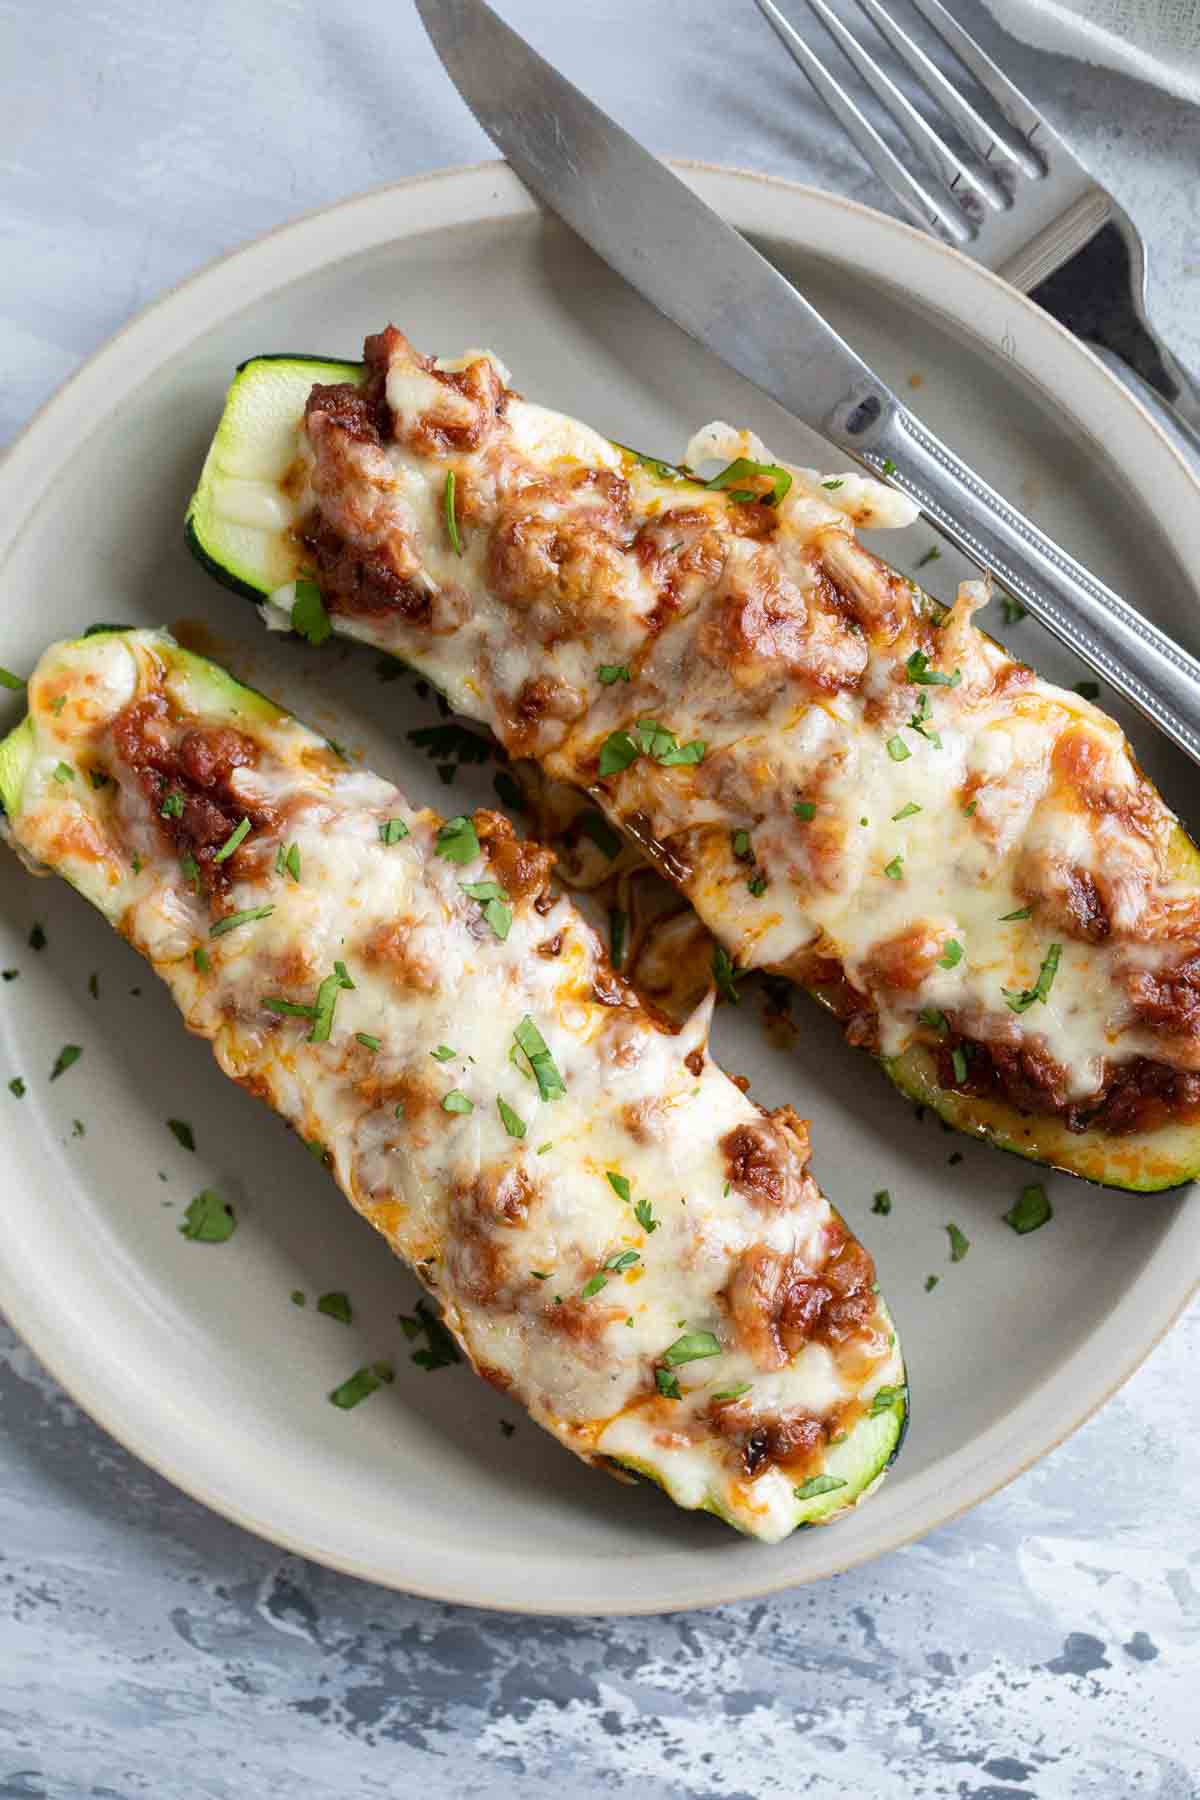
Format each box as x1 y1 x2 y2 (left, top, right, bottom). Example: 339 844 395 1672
2 4 1198 1794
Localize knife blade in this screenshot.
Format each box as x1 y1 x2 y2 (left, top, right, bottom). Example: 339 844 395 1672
416 0 1200 771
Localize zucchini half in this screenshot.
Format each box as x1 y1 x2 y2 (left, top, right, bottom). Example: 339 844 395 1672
0 628 906 1541
185 355 1200 1192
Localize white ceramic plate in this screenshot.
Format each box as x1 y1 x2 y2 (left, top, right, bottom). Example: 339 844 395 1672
1 164 1198 1616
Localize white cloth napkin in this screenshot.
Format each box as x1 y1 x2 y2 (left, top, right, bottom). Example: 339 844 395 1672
979 0 1200 104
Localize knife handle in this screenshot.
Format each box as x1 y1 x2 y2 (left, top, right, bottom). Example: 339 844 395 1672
866 404 1200 773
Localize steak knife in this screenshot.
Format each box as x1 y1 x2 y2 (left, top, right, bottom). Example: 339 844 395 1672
415 0 1200 772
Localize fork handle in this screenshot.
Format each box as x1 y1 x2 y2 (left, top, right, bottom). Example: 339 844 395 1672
846 398 1200 772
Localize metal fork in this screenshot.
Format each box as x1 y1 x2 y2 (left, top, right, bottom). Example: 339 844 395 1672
755 0 1200 468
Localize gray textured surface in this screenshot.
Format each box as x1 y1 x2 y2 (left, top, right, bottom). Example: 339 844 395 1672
2 2 1199 1793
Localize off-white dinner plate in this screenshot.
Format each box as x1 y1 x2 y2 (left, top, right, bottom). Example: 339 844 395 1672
1 164 1198 1616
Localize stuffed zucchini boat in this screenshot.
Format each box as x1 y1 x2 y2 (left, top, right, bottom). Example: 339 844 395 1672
0 628 906 1542
187 332 1200 1191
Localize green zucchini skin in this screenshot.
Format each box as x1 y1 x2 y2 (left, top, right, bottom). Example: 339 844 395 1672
184 355 1200 1192
0 628 909 1539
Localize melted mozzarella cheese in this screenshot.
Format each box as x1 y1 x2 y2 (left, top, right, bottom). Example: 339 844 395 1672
262 339 1199 1114
5 630 903 1543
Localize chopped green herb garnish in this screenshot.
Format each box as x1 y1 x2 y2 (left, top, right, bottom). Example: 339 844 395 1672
883 854 904 881
605 1250 640 1274
597 664 631 685
317 1291 353 1325
748 871 768 897
907 690 942 747
430 1045 456 1062
711 944 742 1005
444 469 464 555
872 1190 892 1215
167 1118 195 1151
408 1297 462 1372
731 828 752 860
1074 680 1100 701
536 1141 552 1155
880 458 897 477
793 800 817 821
606 1171 632 1203
655 1368 683 1401
212 816 250 863
461 878 512 941
179 1189 236 1243
329 1366 385 1409
892 802 921 821
284 842 301 881
1000 597 1027 625
181 854 201 894
938 939 963 969
580 811 623 859
597 729 639 776
712 1382 752 1402
210 905 274 939
918 1007 947 1034
580 1272 608 1300
49 1044 81 1081
821 478 844 491
914 546 941 569
442 1089 473 1115
794 1474 848 1500
160 791 184 819
0 666 26 690
308 961 354 1043
291 1290 306 1306
1003 942 1062 1013
2 969 18 981
193 947 210 974
905 650 961 688
609 907 627 970
292 579 331 646
886 734 911 762
634 1197 657 1234
946 1221 970 1262
512 1015 567 1102
1000 905 1032 922
263 996 317 1018
8 1077 26 1098
662 1330 722 1367
356 1033 381 1052
632 717 706 766
434 814 480 864
963 800 977 817
497 1096 526 1139
378 817 410 846
52 761 74 783
705 457 791 507
925 1274 940 1292
1004 1183 1053 1236
89 769 110 790
951 1046 968 1085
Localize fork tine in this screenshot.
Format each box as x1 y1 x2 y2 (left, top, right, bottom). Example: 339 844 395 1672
755 0 971 242
796 0 1006 212
901 0 1045 178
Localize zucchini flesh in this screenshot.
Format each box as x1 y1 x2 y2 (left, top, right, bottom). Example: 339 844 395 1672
0 628 906 1541
184 352 1200 1192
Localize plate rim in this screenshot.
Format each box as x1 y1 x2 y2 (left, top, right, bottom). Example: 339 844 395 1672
1 159 1197 1615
